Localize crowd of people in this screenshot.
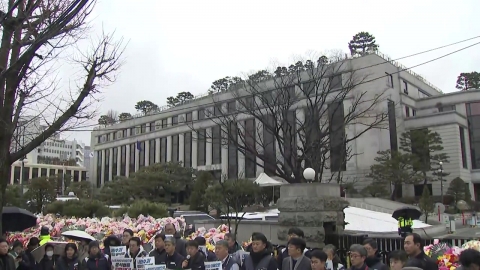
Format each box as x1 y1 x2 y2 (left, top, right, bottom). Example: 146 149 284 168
2 225 480 270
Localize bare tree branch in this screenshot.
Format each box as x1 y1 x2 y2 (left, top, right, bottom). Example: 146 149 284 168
188 52 388 184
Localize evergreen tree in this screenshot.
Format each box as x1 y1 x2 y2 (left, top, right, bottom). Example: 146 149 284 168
456 72 480 91
446 177 467 205
348 32 379 57
419 186 434 223
189 171 213 212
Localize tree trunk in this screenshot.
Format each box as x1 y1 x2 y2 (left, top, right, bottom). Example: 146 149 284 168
0 160 12 234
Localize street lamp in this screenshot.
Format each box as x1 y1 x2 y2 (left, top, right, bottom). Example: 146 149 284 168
438 161 444 203
303 168 315 182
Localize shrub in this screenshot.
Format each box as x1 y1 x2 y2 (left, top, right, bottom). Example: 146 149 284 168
120 200 168 218
45 200 110 218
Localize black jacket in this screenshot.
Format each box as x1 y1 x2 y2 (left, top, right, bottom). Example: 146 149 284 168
17 251 37 270
277 246 311 270
39 256 60 270
183 252 205 270
56 257 80 270
0 254 16 270
365 255 388 270
174 233 187 257
406 252 439 270
81 253 110 270
149 249 167 265
199 250 217 262
166 252 184 270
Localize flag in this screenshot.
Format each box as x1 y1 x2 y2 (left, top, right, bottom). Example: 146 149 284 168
136 141 141 151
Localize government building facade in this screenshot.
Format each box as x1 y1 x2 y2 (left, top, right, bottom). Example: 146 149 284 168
90 52 480 199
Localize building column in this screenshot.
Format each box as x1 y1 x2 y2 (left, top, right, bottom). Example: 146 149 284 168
116 146 121 176
28 166 32 180
179 133 185 165
135 145 139 172
125 144 130 177
101 149 106 186
167 136 172 161
108 148 113 181
237 123 245 178
9 165 14 184
192 131 198 169
206 127 212 165
255 121 264 176
221 126 228 177
145 140 150 166
155 138 161 163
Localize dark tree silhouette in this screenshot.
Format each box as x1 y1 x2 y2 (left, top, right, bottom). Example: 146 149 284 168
456 72 480 90
166 91 195 107
118 112 132 122
348 32 379 57
188 53 388 183
135 100 159 115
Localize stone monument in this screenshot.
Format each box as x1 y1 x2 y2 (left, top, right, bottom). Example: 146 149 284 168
277 183 349 248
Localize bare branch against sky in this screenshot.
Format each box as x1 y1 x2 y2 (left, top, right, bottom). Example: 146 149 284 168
189 52 388 184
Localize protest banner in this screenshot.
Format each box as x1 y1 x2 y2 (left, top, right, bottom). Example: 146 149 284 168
144 265 166 270
205 261 222 270
136 257 155 270
110 246 127 257
111 258 133 270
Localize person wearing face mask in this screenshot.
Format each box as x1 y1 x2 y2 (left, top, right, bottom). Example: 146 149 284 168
323 245 344 270
57 243 79 270
0 238 16 270
18 238 39 270
39 243 59 270
241 232 277 270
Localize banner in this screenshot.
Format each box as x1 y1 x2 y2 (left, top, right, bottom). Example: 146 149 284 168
144 265 166 270
136 257 155 270
205 261 222 270
110 246 127 257
112 258 133 270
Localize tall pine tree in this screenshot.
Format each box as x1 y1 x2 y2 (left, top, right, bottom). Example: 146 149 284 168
348 32 379 57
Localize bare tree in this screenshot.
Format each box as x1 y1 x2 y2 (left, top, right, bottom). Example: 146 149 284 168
189 52 387 183
0 0 126 231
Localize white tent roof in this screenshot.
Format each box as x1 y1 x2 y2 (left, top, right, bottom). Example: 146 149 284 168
254 173 285 187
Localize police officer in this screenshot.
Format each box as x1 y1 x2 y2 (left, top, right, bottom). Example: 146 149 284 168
398 217 414 237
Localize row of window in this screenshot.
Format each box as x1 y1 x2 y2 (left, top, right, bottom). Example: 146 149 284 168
11 166 87 184
467 102 480 169
96 76 345 145
43 141 73 148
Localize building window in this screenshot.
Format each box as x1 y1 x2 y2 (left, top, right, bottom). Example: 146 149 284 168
160 138 167 163
81 171 86 181
129 143 135 173
212 125 222 164
385 72 393 87
329 74 342 90
161 119 167 128
186 112 192 123
405 106 410 117
120 145 126 176
460 127 468 169
73 171 79 182
104 149 110 182
149 139 156 165
122 129 127 138
13 166 20 183
227 101 236 113
329 101 346 171
96 151 102 188
184 132 192 167
139 141 145 168
41 168 47 176
112 132 116 140
467 102 480 169
129 127 135 136
214 104 222 116
245 119 257 178
412 109 416 116
302 81 316 96
438 105 456 112
414 184 432 197
244 96 254 110
388 101 398 152
263 115 276 176
32 168 39 179
149 122 155 131
197 129 206 166
198 109 205 120
22 166 29 183
228 122 238 179
112 147 118 178
172 116 178 126
403 80 408 94
172 135 179 162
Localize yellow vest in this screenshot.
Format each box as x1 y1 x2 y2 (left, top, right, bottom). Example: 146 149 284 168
39 235 51 246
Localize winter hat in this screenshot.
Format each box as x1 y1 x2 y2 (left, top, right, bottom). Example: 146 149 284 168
88 241 100 252
40 226 49 236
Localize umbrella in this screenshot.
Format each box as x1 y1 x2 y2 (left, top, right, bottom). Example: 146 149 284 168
2 207 37 233
62 230 96 241
392 206 422 220
32 241 68 262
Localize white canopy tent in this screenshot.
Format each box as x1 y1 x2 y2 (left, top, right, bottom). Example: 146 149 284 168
254 173 287 203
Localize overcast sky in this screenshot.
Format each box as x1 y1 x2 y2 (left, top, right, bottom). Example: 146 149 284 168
64 0 480 145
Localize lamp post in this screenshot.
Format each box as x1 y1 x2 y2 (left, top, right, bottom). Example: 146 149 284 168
303 168 315 182
438 162 444 203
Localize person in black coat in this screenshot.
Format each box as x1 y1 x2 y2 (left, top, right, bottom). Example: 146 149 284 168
181 240 205 270
0 238 16 270
57 243 79 270
103 236 121 259
149 234 167 265
404 234 438 270
39 243 60 270
164 237 184 270
18 238 39 270
363 239 388 270
164 224 187 257
194 237 217 262
81 241 110 270
277 228 310 270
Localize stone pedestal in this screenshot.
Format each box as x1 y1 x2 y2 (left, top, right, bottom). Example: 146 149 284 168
277 183 349 248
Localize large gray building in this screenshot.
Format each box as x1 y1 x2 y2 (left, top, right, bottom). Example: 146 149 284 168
90 52 480 199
